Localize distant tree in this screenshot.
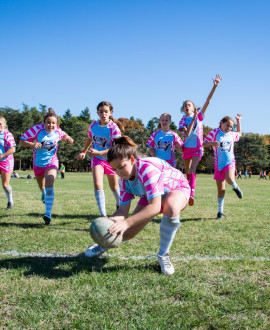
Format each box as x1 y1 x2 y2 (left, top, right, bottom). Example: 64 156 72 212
146 117 159 134
63 109 72 120
79 107 91 123
118 118 144 132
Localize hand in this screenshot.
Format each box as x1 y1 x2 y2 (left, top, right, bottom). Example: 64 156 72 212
108 219 129 237
211 141 220 147
212 74 222 86
67 137 74 144
235 113 242 121
86 148 100 157
34 142 42 149
77 153 86 160
193 108 198 120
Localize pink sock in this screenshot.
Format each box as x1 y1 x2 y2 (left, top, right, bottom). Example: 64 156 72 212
187 173 196 197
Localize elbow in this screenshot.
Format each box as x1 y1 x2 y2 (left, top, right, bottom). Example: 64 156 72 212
19 139 24 146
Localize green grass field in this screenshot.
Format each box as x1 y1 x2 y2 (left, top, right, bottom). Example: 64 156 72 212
0 172 269 329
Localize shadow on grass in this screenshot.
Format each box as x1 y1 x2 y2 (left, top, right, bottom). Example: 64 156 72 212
27 213 100 222
0 222 44 228
0 255 159 278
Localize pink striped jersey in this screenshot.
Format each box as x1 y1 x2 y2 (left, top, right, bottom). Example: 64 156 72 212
119 157 189 205
88 120 121 161
147 130 183 167
204 128 240 171
178 111 204 148
21 123 67 167
0 130 16 162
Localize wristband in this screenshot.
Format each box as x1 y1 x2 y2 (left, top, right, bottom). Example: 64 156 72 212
81 151 86 154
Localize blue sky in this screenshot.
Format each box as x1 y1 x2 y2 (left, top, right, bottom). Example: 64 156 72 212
1 0 269 134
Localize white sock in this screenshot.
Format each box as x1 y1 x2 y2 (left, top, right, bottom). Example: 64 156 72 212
4 186 13 203
45 187 54 216
158 215 181 256
112 188 120 206
40 187 46 196
94 190 107 217
231 181 238 189
218 196 224 213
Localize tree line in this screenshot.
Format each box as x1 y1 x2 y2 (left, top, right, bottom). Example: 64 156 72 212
1 104 269 174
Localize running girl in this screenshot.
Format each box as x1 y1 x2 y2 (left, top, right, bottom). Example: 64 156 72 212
203 114 243 220
178 74 222 206
147 113 183 167
77 101 124 217
0 116 16 210
19 108 73 225
85 136 190 276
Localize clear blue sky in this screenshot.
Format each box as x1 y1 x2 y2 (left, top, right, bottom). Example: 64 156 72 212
1 0 269 134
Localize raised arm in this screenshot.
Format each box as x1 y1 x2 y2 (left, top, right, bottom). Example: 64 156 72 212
184 108 198 137
235 113 243 137
201 74 222 115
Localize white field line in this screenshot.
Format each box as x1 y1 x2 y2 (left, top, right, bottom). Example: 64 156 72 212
0 250 270 261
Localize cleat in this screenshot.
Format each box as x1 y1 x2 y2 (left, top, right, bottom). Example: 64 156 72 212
6 202 14 210
85 244 108 257
233 187 243 199
217 212 224 220
41 194 45 204
158 254 175 275
43 214 51 225
188 196 194 206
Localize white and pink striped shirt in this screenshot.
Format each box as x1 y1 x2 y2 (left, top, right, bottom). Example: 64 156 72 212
21 123 67 167
204 128 240 171
147 130 183 167
178 111 204 148
0 130 16 162
119 157 189 205
88 120 121 161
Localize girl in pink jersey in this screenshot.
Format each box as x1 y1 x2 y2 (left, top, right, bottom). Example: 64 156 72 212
147 113 183 167
179 74 222 206
77 101 124 217
203 114 243 220
0 116 16 210
20 109 73 225
85 136 190 276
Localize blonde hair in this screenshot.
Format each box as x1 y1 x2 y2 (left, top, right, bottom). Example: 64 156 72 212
219 116 235 128
157 113 172 129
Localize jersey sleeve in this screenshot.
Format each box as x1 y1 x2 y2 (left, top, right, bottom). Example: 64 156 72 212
110 122 121 145
138 160 164 200
20 124 44 142
88 122 95 139
146 132 156 148
173 132 183 147
203 129 216 143
56 126 66 140
197 111 204 122
178 116 186 130
119 178 135 205
5 131 16 148
232 132 240 142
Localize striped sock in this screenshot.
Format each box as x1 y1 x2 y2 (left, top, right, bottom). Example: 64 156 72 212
45 187 54 216
94 190 107 217
112 188 120 206
158 215 181 256
4 186 13 203
218 196 224 213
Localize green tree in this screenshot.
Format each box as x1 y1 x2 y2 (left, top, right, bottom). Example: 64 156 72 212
79 107 91 123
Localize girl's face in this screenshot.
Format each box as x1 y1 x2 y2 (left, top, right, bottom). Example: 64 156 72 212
97 105 112 125
0 119 6 132
182 101 194 117
45 116 57 133
220 120 234 133
110 156 136 180
160 115 171 131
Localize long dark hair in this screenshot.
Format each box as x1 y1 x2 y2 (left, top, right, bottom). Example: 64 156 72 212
97 101 125 134
180 100 201 113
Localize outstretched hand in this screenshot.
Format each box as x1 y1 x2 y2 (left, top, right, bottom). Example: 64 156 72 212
108 219 128 237
235 113 242 121
212 74 222 86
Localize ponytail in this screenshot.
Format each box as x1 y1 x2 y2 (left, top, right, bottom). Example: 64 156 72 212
107 136 137 163
44 108 58 123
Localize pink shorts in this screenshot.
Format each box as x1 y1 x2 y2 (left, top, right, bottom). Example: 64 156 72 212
214 163 235 181
138 185 190 212
0 159 14 173
34 164 58 177
182 147 204 160
91 157 116 175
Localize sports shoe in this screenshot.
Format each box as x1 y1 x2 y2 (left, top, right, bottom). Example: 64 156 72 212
158 254 175 275
233 187 243 199
43 213 51 225
85 244 108 257
188 196 195 206
41 194 45 204
6 202 14 210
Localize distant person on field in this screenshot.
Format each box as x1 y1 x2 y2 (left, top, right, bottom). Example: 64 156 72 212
147 113 183 167
203 114 243 220
244 171 248 179
248 171 252 179
77 101 124 217
259 170 264 180
85 136 191 276
178 74 222 206
0 116 16 210
60 163 65 179
20 108 74 225
237 170 242 179
12 171 19 178
264 171 267 180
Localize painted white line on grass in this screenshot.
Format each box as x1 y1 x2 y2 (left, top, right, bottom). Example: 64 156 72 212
1 250 270 261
